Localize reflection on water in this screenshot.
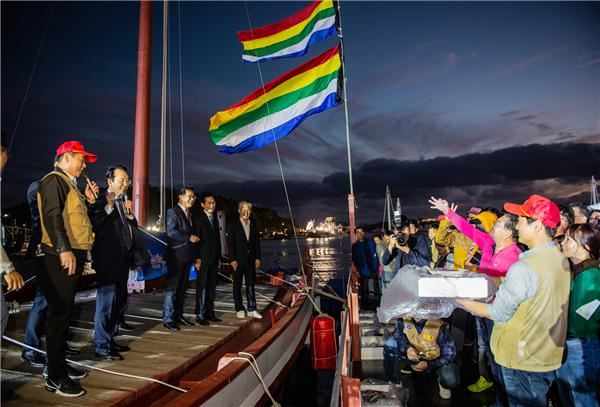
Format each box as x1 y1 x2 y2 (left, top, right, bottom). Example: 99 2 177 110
260 236 352 282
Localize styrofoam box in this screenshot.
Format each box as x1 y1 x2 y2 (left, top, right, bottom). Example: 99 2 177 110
418 277 488 298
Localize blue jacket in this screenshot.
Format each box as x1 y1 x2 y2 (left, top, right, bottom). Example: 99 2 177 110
382 232 431 271
395 319 456 372
352 239 379 277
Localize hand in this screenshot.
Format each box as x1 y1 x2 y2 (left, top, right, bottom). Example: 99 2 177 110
189 234 200 243
60 251 77 275
388 235 397 251
194 259 202 270
106 192 115 208
230 260 238 271
85 181 99 203
428 196 450 214
411 361 428 372
255 259 260 270
124 199 134 219
407 347 419 361
3 271 24 291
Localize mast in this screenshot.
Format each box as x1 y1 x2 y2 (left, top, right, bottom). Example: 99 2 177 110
592 175 599 205
132 1 152 227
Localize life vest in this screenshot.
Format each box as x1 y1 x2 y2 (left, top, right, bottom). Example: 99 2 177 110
39 170 94 251
402 318 443 360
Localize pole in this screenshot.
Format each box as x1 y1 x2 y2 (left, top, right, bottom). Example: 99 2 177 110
132 1 152 227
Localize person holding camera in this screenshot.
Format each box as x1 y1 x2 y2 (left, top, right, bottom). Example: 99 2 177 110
382 223 431 271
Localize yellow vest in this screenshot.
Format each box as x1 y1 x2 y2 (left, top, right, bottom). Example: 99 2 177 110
39 171 94 251
490 244 570 372
402 318 443 360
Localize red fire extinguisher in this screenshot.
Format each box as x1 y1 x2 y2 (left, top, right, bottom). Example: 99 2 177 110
310 315 337 370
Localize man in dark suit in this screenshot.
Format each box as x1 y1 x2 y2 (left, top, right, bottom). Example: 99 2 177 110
193 192 222 325
90 165 136 360
227 201 262 319
162 187 199 330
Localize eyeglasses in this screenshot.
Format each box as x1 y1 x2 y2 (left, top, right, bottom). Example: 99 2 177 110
113 177 131 186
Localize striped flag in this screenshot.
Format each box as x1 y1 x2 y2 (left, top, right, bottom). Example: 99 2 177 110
210 45 342 154
238 0 338 63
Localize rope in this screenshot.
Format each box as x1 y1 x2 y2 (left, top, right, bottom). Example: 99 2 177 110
232 352 281 407
177 1 186 186
158 0 169 228
168 27 175 209
217 271 288 309
242 3 316 313
8 5 55 155
255 270 299 289
1 335 187 393
136 226 168 245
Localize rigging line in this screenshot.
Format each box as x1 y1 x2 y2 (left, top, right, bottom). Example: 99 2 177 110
159 0 169 228
230 355 281 407
242 3 310 302
178 1 186 186
168 24 174 209
137 226 168 245
5 276 36 294
1 336 187 393
335 1 355 198
217 271 289 308
8 4 55 154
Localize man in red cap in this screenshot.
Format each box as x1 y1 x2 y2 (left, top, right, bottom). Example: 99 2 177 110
456 194 570 407
37 141 99 397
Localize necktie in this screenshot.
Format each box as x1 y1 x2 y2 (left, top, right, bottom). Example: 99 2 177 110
116 197 133 248
208 214 214 228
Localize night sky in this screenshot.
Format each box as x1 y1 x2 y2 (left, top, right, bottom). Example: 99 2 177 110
2 1 599 226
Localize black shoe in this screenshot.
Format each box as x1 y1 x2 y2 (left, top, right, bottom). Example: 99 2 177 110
95 349 123 361
195 317 210 326
64 344 80 356
45 377 85 397
22 350 46 368
178 316 195 326
119 321 135 332
206 314 222 322
43 366 87 381
163 322 180 331
110 340 130 352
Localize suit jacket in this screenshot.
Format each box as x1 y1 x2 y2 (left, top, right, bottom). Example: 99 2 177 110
90 193 137 283
166 205 197 263
227 217 260 267
193 209 221 266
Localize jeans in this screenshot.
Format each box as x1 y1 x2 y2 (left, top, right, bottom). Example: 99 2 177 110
437 363 461 389
476 316 500 381
384 336 402 383
500 365 556 407
24 282 48 348
381 270 396 292
555 337 600 407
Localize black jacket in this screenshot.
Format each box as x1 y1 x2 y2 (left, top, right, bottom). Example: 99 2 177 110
90 193 138 284
227 217 260 266
193 209 221 266
166 205 198 263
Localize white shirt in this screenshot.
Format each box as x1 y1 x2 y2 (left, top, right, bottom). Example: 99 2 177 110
240 218 250 241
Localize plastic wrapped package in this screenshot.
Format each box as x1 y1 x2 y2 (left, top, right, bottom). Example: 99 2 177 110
377 265 497 323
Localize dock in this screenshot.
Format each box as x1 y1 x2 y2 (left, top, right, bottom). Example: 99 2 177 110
1 282 279 406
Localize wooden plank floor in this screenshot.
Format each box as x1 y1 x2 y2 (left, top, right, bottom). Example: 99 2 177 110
1 282 278 406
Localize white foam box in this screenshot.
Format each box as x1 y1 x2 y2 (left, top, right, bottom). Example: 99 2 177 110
418 277 488 298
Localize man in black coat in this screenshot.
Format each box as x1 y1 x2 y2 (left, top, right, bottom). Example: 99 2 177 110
90 165 136 360
193 192 222 325
162 187 199 331
227 201 262 319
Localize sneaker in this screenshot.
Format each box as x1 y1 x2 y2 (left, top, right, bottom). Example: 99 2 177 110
43 366 87 381
45 377 85 397
22 350 47 368
467 376 494 393
236 310 246 319
438 381 451 400
400 368 413 374
248 310 262 319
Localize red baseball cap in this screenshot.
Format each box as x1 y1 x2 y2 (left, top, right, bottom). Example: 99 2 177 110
56 141 97 163
503 194 560 229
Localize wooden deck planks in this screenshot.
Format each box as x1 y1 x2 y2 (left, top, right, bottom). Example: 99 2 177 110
1 282 277 406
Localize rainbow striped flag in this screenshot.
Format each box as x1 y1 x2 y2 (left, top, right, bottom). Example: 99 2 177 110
210 45 342 154
238 0 338 63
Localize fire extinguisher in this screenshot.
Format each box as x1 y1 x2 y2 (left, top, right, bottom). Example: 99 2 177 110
310 315 337 370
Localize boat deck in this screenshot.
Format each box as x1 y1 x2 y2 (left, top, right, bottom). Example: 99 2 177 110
1 282 278 406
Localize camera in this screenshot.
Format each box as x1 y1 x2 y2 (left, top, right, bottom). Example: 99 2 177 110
393 231 409 246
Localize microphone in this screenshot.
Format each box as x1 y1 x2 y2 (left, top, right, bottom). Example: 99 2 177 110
83 173 98 199
124 193 131 215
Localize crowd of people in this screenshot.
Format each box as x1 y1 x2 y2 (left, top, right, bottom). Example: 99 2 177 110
352 194 600 406
0 138 262 398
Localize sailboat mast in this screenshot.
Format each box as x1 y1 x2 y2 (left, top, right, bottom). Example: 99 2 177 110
132 1 152 227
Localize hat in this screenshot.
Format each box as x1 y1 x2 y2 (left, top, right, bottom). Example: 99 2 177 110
472 211 498 233
588 202 600 211
56 141 97 163
504 194 560 229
